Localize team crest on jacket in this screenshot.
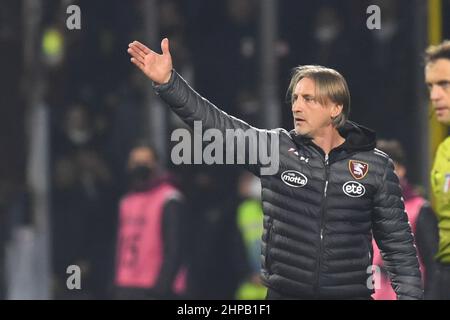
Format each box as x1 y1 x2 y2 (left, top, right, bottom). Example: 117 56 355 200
348 160 369 180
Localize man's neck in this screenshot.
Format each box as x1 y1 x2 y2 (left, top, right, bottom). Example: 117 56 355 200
312 126 346 155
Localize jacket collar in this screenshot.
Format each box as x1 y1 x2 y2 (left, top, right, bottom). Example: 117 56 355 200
289 121 377 162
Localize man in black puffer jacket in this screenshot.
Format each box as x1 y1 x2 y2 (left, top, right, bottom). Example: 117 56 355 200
127 38 423 300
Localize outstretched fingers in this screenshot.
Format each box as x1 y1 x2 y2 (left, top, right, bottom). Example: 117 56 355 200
133 41 152 55
130 57 145 71
128 45 146 62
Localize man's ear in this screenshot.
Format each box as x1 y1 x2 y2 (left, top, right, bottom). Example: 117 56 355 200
331 104 343 118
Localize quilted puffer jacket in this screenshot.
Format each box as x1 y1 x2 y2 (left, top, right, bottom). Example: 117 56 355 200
153 70 423 300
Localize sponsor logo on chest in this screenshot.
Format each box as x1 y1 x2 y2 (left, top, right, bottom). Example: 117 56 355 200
343 181 366 197
281 170 308 188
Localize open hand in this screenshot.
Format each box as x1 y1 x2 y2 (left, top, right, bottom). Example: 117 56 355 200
127 38 173 84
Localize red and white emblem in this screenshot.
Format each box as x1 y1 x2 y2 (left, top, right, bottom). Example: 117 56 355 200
349 160 369 180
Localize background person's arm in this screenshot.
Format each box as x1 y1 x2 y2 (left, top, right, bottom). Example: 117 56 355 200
153 198 185 298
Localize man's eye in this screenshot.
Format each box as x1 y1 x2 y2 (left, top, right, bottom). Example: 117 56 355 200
436 81 450 89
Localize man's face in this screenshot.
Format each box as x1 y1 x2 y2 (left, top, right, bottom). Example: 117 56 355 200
128 147 156 170
425 58 450 125
291 77 341 137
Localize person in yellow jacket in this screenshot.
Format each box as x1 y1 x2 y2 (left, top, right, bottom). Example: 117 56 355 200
234 172 267 300
425 40 450 299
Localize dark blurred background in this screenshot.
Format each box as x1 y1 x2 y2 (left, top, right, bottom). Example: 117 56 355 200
0 0 449 299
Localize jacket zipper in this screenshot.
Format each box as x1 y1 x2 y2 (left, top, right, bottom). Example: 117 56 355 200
315 153 329 297
363 236 372 267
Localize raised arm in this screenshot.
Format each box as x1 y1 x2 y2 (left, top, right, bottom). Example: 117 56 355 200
127 39 280 176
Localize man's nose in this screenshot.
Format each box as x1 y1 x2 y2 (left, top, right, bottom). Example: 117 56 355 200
292 100 302 113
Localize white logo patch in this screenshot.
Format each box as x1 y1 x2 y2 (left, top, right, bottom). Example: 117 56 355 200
281 170 308 188
343 181 366 198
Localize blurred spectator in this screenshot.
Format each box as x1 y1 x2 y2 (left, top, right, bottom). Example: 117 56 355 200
372 140 438 300
185 167 247 299
53 103 98 155
106 79 143 194
234 172 267 300
51 147 117 299
114 143 187 299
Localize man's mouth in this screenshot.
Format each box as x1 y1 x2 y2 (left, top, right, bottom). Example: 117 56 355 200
435 106 449 115
294 117 305 124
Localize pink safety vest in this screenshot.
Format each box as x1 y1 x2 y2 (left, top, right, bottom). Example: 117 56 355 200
372 196 426 300
114 182 186 293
